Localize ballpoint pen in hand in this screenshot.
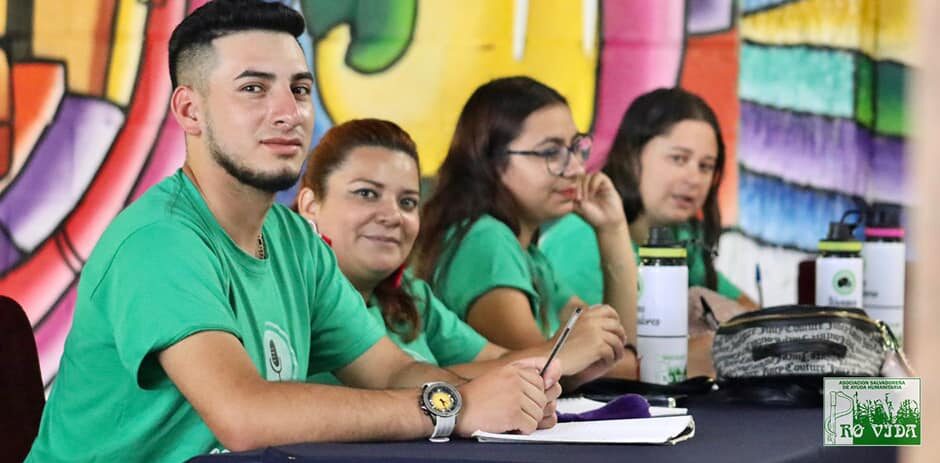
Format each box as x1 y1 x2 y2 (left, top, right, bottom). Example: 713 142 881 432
540 307 584 377
700 296 721 331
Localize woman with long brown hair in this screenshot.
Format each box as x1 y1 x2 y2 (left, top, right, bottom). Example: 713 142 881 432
540 88 756 308
414 77 638 376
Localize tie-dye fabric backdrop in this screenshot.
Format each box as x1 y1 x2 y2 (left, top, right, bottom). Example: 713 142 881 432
0 0 910 389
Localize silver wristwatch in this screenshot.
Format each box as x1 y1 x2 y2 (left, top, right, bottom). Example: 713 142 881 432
419 382 462 442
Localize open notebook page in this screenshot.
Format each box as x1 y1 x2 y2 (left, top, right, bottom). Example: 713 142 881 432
472 415 695 445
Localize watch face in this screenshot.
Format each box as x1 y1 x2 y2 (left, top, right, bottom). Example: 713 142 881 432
422 382 461 417
430 390 455 412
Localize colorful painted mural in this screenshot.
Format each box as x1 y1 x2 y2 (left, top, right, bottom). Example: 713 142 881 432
715 0 912 306
0 0 909 389
0 0 189 390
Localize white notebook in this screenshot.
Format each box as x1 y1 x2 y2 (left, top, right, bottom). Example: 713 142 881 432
472 415 695 445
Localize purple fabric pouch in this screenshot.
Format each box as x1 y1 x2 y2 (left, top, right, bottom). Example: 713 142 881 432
556 394 651 423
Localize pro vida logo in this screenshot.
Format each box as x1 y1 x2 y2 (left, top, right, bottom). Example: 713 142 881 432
824 377 921 446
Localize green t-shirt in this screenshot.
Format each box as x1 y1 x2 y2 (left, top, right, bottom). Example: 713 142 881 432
539 214 743 306
430 215 574 338
26 171 385 463
309 273 488 385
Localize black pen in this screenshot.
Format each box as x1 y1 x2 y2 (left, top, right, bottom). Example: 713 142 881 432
700 296 721 331
540 307 584 376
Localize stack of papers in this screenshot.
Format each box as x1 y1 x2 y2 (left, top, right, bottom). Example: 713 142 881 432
472 397 695 445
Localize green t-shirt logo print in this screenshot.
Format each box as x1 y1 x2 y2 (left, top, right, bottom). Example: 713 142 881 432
265 323 298 382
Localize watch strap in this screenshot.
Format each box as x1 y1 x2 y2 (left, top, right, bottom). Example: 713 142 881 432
429 415 455 442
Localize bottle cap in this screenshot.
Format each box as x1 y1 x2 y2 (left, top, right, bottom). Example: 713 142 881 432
825 222 856 241
819 221 862 252
647 226 677 246
866 203 902 229
865 203 904 238
639 226 687 258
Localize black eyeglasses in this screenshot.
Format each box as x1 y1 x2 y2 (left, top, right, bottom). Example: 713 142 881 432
505 133 592 177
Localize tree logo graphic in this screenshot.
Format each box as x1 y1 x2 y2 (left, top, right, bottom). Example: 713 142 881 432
667 365 686 384
824 378 920 446
832 270 856 296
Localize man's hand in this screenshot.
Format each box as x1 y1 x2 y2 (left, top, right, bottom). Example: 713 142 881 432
536 358 562 429
454 358 562 436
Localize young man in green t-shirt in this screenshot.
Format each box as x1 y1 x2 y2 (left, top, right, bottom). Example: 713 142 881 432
26 1 560 461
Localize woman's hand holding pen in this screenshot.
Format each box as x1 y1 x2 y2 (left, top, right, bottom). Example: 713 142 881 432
554 305 626 381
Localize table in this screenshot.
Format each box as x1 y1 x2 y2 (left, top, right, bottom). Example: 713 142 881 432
189 393 898 463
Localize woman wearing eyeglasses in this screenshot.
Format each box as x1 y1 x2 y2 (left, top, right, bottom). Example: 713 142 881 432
414 77 638 377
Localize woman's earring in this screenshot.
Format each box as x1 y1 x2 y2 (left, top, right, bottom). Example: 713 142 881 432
392 264 406 289
305 218 333 247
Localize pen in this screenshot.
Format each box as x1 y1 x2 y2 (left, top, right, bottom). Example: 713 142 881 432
755 263 764 309
540 306 584 376
645 395 678 408
700 296 720 331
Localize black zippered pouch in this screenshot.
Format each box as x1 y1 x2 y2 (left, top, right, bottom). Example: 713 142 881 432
711 305 909 406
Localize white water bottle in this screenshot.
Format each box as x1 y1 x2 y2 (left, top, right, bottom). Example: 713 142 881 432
816 221 863 308
637 227 688 384
863 203 906 345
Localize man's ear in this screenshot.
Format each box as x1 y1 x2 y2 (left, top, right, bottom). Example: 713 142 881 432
170 85 203 136
296 187 320 221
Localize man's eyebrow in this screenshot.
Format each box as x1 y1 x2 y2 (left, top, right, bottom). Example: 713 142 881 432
233 70 313 82
292 71 314 81
234 70 275 81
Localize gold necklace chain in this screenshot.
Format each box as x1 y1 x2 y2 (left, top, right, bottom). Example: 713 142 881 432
256 233 266 259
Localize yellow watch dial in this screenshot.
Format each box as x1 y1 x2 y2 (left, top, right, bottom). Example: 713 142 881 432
429 390 454 412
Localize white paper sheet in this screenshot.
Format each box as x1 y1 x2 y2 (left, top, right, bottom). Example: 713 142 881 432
472 415 695 445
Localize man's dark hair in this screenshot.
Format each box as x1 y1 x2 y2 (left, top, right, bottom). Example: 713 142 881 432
168 0 306 89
